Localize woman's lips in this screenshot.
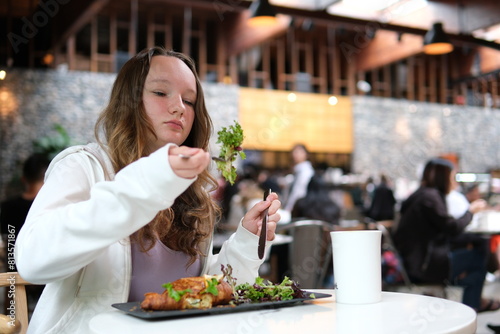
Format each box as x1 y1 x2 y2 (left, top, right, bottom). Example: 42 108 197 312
165 120 183 130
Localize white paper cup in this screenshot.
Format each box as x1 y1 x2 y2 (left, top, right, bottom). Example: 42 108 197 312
331 230 382 304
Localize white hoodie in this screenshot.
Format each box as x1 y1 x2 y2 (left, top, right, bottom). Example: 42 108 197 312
15 143 266 334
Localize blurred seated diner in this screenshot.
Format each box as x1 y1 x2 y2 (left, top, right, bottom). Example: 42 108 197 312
393 157 498 312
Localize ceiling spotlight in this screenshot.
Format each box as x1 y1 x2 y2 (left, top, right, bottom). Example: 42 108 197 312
248 0 278 27
423 22 454 55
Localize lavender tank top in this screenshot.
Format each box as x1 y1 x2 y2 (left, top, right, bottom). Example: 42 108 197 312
128 240 202 302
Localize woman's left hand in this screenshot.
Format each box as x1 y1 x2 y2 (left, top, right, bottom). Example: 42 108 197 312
242 192 281 241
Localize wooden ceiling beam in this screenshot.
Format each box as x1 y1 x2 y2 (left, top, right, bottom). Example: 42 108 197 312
52 0 110 52
478 48 500 74
356 31 423 72
222 11 291 56
271 6 500 52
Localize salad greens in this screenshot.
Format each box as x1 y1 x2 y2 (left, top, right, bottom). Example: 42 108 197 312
215 121 246 185
233 276 312 304
221 264 314 304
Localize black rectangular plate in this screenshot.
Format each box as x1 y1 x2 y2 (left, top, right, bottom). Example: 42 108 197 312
112 291 331 320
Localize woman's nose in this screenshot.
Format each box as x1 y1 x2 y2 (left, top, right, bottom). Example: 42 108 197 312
169 95 186 115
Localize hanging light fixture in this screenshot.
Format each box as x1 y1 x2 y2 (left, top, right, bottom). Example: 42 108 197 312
248 0 278 27
423 22 454 55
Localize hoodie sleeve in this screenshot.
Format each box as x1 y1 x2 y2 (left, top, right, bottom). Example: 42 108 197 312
203 221 268 284
15 144 194 284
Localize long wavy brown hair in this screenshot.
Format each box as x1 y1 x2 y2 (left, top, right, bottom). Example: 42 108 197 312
95 47 220 265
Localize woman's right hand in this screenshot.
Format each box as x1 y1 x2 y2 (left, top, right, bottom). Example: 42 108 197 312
469 198 488 214
168 146 210 179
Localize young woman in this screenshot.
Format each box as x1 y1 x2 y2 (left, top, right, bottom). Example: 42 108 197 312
393 158 496 311
15 47 280 333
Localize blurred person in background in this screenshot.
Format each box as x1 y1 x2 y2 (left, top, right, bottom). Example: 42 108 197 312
291 174 341 225
282 144 314 213
393 158 498 312
462 183 500 279
1 153 49 240
365 174 396 222
0 153 49 312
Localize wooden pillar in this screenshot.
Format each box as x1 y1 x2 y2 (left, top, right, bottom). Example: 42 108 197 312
197 19 207 81
492 76 498 108
28 0 35 68
147 11 155 47
305 34 314 80
328 26 341 96
129 0 138 55
471 81 478 105
6 3 13 64
262 41 271 88
318 41 327 94
356 71 366 95
439 54 448 104
406 57 415 101
67 35 76 70
90 17 98 72
459 82 468 104
450 55 460 104
165 14 172 50
183 7 192 55
383 65 391 97
228 55 238 86
347 58 356 96
481 78 488 107
216 24 226 83
246 50 254 87
428 57 436 102
288 27 297 91
371 68 379 96
276 38 285 90
110 13 117 70
417 57 425 102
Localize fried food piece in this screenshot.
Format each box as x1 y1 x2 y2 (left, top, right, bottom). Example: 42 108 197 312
141 275 233 310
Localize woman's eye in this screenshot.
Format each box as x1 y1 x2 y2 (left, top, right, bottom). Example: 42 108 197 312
153 91 166 97
183 100 195 107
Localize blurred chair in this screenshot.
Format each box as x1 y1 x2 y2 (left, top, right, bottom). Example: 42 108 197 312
375 222 456 300
276 219 334 289
0 272 30 334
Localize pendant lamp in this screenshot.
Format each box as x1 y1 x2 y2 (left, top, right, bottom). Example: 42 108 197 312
248 0 278 27
423 22 454 55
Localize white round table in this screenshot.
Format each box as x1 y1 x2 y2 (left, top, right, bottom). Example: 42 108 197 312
89 290 476 334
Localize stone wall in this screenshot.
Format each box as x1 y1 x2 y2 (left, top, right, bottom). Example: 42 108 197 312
1 68 500 201
351 96 500 184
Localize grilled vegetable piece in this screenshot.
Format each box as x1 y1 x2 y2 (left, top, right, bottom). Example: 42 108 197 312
141 275 233 310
